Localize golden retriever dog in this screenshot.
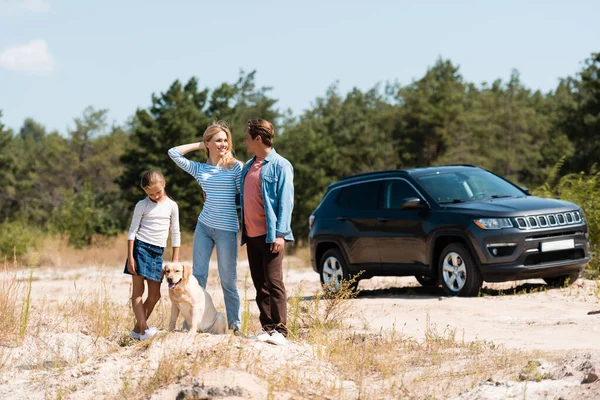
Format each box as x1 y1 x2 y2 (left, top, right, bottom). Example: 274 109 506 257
163 262 226 335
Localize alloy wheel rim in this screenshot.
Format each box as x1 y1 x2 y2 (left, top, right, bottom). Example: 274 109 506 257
442 251 467 292
322 256 343 291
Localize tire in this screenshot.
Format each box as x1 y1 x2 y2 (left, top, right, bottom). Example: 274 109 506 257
415 275 439 287
544 272 580 287
438 243 482 297
319 248 358 293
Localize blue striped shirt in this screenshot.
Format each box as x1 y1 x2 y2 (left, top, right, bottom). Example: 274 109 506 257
168 148 242 232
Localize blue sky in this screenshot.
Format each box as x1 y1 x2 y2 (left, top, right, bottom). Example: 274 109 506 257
0 0 598 134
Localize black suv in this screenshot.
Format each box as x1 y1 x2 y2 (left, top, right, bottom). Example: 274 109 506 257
309 165 590 296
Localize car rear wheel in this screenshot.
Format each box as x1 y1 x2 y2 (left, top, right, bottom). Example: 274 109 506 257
438 243 482 297
544 272 580 287
319 248 358 293
415 275 439 287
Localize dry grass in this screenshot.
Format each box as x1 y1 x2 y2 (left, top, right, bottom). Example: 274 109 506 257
108 325 530 400
29 232 257 269
282 281 531 399
119 350 191 399
0 255 22 343
31 233 193 269
57 281 133 340
0 252 36 345
0 242 552 400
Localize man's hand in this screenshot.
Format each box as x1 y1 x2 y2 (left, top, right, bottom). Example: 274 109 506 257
270 237 285 254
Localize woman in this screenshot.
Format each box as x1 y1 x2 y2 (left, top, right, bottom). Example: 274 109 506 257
168 121 242 334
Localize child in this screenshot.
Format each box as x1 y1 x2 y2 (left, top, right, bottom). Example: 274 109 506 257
124 170 180 340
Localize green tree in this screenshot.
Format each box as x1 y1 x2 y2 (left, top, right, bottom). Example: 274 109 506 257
466 71 550 184
394 58 469 167
69 107 114 192
50 184 120 248
34 132 76 216
19 118 46 143
529 80 574 184
0 111 17 222
10 118 49 224
205 70 280 161
561 53 600 174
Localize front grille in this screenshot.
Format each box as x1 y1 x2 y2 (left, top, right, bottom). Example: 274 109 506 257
515 211 583 230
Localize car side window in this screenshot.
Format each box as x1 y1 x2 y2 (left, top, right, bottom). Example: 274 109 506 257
337 181 381 210
384 180 420 209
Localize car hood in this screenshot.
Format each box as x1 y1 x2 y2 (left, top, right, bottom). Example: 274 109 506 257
442 196 581 217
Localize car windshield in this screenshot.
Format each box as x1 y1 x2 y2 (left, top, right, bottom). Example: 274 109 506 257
416 170 526 204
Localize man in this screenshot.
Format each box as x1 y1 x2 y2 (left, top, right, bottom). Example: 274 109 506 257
240 119 294 346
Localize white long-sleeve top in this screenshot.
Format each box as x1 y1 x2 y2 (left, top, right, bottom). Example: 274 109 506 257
127 197 181 248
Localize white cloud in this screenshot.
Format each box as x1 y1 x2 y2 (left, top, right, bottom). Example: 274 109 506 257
0 39 55 74
0 0 50 16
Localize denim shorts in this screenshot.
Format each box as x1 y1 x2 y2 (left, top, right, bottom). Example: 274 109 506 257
123 239 164 282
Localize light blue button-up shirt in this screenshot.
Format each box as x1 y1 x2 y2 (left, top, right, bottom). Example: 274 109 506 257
240 148 294 245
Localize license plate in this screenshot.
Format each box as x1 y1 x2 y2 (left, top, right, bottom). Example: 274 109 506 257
541 239 574 252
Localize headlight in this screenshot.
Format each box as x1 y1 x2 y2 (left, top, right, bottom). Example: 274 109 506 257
474 218 513 230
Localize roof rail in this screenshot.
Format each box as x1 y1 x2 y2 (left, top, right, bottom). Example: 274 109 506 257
338 169 405 182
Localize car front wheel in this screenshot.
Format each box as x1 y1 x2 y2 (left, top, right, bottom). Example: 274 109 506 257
438 243 482 297
319 248 358 293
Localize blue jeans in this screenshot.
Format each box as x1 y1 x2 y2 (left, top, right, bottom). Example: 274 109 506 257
193 220 241 330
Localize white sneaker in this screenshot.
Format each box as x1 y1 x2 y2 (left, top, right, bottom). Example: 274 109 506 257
266 330 287 346
249 330 271 342
139 327 158 340
130 330 141 340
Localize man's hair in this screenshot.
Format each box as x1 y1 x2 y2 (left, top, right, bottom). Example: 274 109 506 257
247 119 274 147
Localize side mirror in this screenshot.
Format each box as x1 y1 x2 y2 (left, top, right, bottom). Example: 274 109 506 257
400 197 426 209
520 186 530 195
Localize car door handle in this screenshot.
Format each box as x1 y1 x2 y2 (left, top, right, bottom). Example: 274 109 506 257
377 217 390 223
337 216 349 222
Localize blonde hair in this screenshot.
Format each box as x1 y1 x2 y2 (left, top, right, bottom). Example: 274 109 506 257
140 170 165 189
203 121 237 168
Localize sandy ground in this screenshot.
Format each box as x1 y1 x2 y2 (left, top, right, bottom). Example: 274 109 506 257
29 259 600 351
2 257 600 399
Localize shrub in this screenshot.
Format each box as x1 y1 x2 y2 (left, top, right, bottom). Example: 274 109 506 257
49 184 120 248
288 274 361 337
534 166 600 277
0 221 40 258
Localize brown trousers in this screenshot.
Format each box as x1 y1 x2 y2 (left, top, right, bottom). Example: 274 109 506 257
246 235 287 336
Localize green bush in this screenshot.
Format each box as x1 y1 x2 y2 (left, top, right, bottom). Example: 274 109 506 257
534 168 600 277
49 184 121 249
0 221 40 258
